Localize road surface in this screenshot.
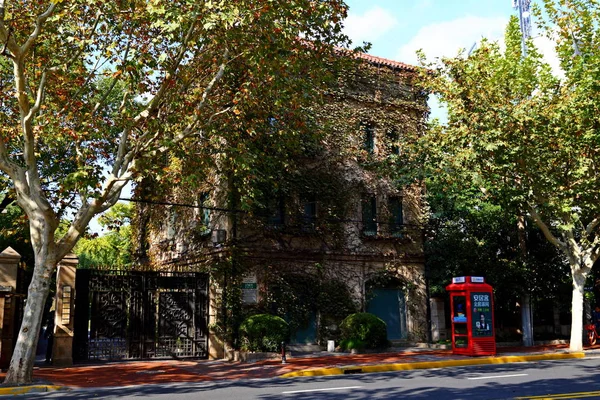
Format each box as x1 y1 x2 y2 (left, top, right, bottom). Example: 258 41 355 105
20 356 600 400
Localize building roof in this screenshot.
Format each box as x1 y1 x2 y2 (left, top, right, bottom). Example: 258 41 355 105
356 52 417 72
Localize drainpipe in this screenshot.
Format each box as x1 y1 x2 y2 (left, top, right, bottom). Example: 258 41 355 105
423 227 432 345
425 269 432 345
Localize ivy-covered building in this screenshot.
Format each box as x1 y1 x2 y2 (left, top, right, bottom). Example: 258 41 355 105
133 52 429 358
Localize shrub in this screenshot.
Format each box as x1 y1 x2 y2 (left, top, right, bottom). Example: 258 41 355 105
261 273 358 344
239 314 290 352
339 312 388 351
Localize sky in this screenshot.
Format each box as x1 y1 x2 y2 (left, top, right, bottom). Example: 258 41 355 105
342 0 518 65
341 0 562 121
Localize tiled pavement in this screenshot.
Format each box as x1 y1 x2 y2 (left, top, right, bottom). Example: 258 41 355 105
0 344 580 390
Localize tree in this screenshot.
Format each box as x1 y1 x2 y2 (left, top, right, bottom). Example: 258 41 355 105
75 203 133 269
0 0 351 384
418 0 600 351
425 188 571 337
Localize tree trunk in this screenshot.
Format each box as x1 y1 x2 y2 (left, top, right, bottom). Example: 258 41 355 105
569 268 586 352
4 253 55 384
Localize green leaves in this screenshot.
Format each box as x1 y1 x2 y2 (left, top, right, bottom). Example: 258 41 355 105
417 0 600 280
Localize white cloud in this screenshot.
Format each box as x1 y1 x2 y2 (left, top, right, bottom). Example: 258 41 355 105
532 35 563 78
413 0 433 11
343 6 398 46
397 14 563 77
397 15 508 65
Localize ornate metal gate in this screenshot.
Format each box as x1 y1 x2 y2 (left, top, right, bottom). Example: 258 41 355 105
73 270 208 362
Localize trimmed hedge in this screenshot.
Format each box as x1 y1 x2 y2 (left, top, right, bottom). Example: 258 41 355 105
339 312 388 351
239 314 290 352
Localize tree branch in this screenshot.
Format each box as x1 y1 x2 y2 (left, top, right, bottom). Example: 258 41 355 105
57 168 133 255
13 61 54 218
24 69 47 123
20 3 58 57
527 204 566 249
111 127 131 177
586 216 600 236
140 48 230 155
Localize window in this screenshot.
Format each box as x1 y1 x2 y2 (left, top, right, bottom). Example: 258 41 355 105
387 129 400 155
362 195 377 236
301 194 317 231
389 197 403 237
361 122 375 153
267 195 285 226
196 192 211 234
166 209 177 240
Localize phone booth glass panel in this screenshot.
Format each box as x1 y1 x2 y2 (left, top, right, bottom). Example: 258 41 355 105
446 276 495 356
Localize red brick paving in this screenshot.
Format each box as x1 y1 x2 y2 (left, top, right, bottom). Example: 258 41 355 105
0 344 574 388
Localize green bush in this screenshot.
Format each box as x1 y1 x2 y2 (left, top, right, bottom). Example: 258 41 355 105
339 312 388 351
239 314 290 352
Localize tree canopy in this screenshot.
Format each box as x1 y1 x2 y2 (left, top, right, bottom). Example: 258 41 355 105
0 0 353 384
75 203 133 269
418 0 600 351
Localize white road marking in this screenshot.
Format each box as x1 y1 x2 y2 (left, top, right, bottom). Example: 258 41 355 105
282 386 364 394
467 373 528 380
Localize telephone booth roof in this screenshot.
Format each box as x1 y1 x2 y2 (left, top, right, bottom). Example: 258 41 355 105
446 276 493 292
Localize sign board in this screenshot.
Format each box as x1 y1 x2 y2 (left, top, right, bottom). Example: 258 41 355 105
0 285 13 293
452 276 466 284
241 273 258 304
470 276 485 283
471 292 493 337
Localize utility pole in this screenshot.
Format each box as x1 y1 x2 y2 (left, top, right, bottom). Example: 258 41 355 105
513 0 534 347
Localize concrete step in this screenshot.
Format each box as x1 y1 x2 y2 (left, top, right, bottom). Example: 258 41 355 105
287 344 323 353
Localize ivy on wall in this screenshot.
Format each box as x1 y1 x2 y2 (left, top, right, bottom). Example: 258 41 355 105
132 58 429 346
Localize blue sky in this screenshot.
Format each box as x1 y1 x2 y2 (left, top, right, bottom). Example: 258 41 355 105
343 0 518 65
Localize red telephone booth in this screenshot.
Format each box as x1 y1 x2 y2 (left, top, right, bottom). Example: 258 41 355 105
446 276 496 356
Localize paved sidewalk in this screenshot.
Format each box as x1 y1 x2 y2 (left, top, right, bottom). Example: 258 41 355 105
0 344 589 395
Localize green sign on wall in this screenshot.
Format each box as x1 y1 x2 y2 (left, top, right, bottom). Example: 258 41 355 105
471 292 493 337
241 274 258 304
241 283 257 289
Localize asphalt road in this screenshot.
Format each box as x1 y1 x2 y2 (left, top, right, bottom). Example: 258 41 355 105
19 356 600 400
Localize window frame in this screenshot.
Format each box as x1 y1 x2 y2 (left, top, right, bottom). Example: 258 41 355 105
361 121 375 153
388 196 404 237
362 195 377 237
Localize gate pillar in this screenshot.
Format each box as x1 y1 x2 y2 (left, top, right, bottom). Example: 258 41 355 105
208 283 224 359
0 247 20 368
52 254 77 366
430 297 447 342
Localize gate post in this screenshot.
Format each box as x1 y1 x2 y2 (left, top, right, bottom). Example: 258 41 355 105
430 297 447 342
0 247 20 368
52 253 77 366
208 283 225 359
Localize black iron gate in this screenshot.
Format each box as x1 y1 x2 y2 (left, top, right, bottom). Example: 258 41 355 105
73 270 208 362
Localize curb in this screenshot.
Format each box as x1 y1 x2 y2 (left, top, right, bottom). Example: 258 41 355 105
280 352 586 378
0 385 64 396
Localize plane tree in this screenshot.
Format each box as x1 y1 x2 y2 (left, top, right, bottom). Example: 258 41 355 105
0 0 352 384
418 1 600 351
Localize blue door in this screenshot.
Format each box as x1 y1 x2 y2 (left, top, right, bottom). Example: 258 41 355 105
366 288 406 340
291 313 317 344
